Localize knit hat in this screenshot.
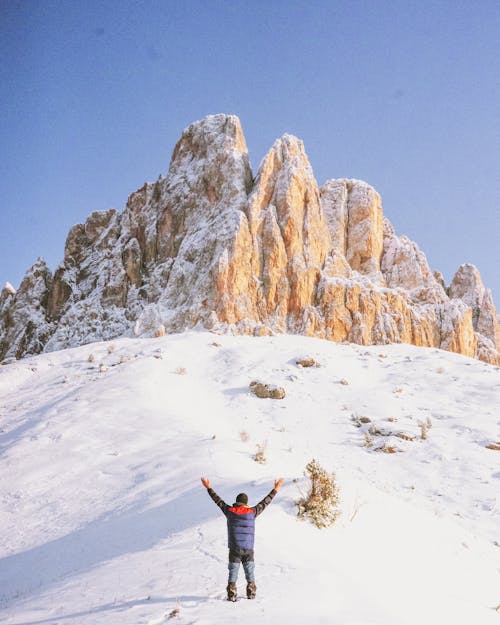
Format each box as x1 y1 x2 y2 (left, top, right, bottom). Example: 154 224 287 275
235 492 248 505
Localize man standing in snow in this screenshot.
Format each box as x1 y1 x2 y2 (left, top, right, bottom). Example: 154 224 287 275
200 476 284 602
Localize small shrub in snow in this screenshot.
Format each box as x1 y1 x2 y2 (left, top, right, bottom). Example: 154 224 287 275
351 414 371 428
485 442 500 451
436 366 445 374
396 432 416 442
339 378 349 385
239 430 250 443
174 367 187 375
363 431 374 447
369 424 393 437
99 364 108 373
374 441 399 453
107 343 116 354
167 606 180 619
417 417 432 440
119 354 128 364
253 441 267 464
87 353 95 363
296 459 340 528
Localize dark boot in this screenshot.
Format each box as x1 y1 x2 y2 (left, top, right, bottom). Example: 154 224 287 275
246 581 256 599
227 582 237 602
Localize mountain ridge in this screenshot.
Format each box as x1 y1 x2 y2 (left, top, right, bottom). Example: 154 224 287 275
1 114 499 364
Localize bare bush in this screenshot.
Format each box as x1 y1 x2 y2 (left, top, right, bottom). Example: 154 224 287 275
296 459 340 528
239 430 250 443
253 441 267 464
417 417 433 440
364 431 374 448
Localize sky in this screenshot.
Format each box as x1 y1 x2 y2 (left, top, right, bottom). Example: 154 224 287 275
1 0 499 303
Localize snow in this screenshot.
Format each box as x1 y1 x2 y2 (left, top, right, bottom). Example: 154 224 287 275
0 332 498 624
3 282 16 295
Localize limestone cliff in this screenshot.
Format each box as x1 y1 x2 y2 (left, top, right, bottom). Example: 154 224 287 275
1 114 499 364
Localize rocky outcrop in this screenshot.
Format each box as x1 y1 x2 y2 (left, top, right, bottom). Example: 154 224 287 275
321 179 384 282
0 259 53 360
448 264 500 363
1 114 499 364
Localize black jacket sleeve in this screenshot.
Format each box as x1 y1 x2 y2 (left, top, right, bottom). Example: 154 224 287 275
252 488 277 517
207 487 230 516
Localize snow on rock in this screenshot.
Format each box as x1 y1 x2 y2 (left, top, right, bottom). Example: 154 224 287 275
0 115 499 365
0 258 53 360
0 332 498 625
3 282 16 296
449 263 500 350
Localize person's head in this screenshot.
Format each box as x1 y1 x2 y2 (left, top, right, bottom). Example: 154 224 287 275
235 492 248 505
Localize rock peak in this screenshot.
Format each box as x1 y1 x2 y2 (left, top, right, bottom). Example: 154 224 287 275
1 115 498 365
3 282 16 296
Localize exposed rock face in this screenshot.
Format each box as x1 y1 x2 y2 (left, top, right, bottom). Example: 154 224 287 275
1 114 499 365
0 259 53 360
321 179 384 282
448 264 500 363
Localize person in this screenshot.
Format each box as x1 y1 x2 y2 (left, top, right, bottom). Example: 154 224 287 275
200 476 284 601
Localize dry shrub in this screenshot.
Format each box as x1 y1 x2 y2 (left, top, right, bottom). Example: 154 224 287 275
167 606 180 619
417 417 432 440
396 432 416 442
107 343 116 354
87 353 95 363
253 441 267 464
174 367 187 375
364 431 374 447
239 430 250 443
296 459 340 528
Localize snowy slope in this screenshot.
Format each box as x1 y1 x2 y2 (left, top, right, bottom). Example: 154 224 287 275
0 332 498 625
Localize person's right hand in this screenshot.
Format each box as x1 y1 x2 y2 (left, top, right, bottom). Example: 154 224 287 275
274 477 284 490
201 477 210 489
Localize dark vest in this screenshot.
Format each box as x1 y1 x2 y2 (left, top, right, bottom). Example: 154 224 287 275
226 505 255 550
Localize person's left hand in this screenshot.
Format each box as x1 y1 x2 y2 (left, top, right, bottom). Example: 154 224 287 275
274 477 284 490
201 477 210 489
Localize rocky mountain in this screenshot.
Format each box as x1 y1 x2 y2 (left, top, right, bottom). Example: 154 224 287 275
1 114 499 364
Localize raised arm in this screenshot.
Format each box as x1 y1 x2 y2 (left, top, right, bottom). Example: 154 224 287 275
201 477 230 515
253 478 284 517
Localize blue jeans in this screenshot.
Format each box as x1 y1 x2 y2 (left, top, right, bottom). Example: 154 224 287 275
228 549 255 583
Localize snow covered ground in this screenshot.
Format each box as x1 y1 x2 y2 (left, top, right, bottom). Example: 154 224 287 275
0 331 498 625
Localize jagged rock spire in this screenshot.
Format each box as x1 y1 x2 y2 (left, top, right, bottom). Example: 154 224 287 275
0 115 498 365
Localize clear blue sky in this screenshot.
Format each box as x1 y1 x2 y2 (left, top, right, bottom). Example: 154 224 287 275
1 0 499 303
